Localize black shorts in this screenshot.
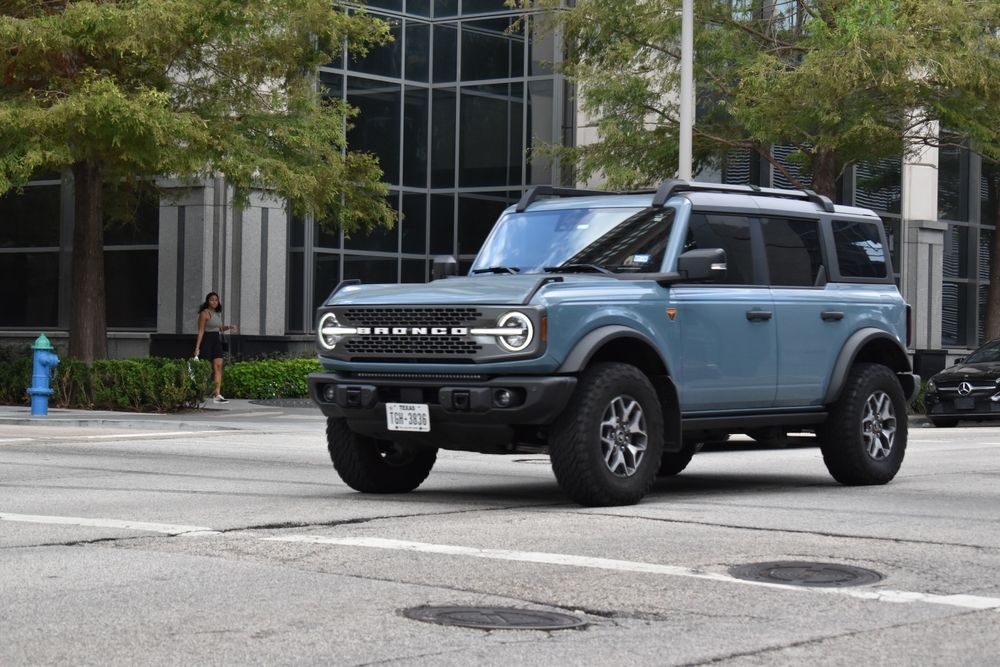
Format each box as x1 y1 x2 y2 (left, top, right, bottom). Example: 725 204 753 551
201 332 225 360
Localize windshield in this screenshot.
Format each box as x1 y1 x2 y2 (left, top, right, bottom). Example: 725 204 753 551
964 340 1000 364
470 207 674 275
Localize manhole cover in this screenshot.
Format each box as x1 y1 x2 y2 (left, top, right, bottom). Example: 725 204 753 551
403 606 587 630
729 561 883 588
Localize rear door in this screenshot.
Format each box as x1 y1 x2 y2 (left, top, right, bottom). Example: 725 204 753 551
761 215 847 407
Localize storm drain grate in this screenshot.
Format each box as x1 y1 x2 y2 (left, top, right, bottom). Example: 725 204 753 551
403 606 587 630
729 561 883 588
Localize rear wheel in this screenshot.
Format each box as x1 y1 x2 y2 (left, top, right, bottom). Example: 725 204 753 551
819 363 907 485
327 417 437 493
549 363 664 506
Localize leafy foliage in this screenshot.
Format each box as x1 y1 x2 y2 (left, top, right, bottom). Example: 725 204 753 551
221 357 321 399
522 0 1000 196
0 1 396 360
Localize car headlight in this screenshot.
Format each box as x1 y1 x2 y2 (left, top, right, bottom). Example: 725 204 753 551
471 311 534 352
926 379 936 392
317 312 353 350
496 311 533 351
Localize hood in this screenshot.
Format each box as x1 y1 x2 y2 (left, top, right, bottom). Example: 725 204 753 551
325 274 602 306
933 362 1000 382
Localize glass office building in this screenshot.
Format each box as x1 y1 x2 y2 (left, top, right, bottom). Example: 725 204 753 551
0 1 996 359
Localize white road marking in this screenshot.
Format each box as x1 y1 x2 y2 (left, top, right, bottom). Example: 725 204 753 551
264 535 1000 612
0 513 220 536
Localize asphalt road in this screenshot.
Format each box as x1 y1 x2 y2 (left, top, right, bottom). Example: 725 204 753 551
1 414 998 666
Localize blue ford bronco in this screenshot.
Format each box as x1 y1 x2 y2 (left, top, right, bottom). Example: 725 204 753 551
309 180 919 506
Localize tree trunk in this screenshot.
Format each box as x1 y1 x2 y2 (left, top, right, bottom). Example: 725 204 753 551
69 159 107 362
810 148 838 200
985 176 1000 342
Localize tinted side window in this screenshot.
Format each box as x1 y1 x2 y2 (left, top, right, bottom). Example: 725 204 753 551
762 217 824 286
832 220 887 278
685 213 754 285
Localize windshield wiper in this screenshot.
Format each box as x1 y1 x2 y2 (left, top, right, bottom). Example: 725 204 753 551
472 266 520 275
543 264 612 274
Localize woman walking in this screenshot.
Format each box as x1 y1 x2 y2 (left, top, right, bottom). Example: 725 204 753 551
194 292 237 403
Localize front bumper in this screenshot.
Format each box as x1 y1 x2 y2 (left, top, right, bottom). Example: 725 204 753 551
308 372 577 450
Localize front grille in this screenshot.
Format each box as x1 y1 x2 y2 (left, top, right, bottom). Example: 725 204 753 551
343 307 482 327
935 382 996 395
344 335 482 356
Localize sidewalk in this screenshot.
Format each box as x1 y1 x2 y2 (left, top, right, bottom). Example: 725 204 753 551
0 398 325 433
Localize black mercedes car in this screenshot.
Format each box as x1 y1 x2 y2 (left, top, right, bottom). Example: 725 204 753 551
924 339 1000 427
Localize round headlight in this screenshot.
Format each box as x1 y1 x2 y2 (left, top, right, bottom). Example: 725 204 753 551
497 311 533 352
317 312 342 350
927 379 936 392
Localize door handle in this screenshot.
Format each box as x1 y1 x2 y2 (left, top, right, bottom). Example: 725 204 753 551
821 310 844 321
746 310 773 321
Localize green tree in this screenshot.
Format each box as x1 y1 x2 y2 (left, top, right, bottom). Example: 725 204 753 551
523 0 1000 199
0 0 394 361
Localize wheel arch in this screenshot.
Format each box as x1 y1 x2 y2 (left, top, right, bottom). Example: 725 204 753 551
824 329 914 405
557 326 681 453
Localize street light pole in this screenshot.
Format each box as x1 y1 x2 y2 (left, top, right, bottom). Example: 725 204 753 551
678 0 694 180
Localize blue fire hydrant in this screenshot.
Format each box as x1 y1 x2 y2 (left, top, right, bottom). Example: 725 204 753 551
27 333 60 416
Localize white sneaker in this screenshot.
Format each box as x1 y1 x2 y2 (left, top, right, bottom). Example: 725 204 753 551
212 394 229 404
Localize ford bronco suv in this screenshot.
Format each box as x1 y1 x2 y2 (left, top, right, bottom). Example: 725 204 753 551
308 180 918 506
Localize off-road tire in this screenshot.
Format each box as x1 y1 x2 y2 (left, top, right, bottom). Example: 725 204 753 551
549 363 664 506
929 417 958 428
657 442 697 476
327 417 437 494
819 363 907 485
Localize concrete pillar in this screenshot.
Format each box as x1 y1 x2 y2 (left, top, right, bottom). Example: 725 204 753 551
157 180 288 336
900 121 947 351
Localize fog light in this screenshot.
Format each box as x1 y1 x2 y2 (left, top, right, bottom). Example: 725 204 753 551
493 388 513 408
323 384 337 402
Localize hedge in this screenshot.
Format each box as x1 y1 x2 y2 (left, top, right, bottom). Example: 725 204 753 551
220 358 322 399
0 355 320 411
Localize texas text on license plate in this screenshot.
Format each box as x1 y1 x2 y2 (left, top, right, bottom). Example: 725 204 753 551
385 402 431 432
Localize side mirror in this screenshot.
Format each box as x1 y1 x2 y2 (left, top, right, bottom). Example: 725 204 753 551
677 248 726 282
432 255 459 280
953 357 966 366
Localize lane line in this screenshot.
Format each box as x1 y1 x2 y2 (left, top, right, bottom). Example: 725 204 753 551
264 535 1000 612
0 512 219 536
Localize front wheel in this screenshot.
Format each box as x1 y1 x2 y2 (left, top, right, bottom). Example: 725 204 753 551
549 363 664 506
819 363 907 485
327 417 437 493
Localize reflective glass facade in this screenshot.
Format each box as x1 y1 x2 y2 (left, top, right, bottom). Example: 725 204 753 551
286 1 564 332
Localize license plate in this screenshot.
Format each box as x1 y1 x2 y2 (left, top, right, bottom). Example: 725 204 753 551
953 397 975 410
386 402 431 432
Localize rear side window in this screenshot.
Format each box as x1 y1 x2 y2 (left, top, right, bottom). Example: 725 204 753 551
761 217 824 286
832 220 887 278
685 213 755 285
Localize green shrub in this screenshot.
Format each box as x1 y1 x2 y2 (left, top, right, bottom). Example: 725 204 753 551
52 357 91 408
0 355 307 410
0 357 30 405
221 357 321 399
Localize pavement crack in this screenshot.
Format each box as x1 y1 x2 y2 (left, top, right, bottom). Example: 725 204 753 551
577 512 999 552
678 609 990 666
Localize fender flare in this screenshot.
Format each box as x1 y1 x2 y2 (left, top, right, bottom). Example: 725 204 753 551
556 325 669 375
824 328 913 404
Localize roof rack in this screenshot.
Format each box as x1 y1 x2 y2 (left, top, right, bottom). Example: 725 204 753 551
515 185 615 213
651 179 835 213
